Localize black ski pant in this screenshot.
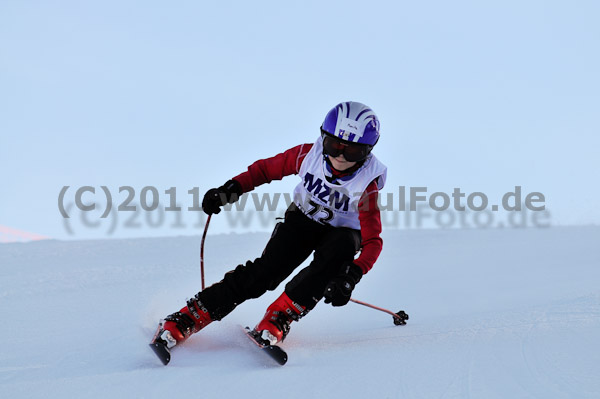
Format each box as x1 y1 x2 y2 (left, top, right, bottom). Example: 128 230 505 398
198 206 362 320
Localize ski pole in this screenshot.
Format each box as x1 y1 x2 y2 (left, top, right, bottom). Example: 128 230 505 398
349 298 409 326
200 214 212 290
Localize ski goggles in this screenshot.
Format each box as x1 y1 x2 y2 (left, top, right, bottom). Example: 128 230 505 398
321 130 372 162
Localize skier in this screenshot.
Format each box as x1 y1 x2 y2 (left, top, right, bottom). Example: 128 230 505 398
154 101 387 350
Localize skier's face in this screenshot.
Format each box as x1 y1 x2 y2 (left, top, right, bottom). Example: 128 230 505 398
329 154 357 171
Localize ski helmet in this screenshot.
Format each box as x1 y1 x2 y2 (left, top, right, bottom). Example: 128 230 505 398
321 101 380 146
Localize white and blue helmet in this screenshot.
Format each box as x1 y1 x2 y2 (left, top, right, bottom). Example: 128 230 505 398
321 101 380 146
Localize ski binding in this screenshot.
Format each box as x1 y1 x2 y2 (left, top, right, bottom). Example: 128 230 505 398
243 326 288 366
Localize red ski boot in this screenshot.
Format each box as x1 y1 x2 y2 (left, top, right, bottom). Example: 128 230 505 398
160 296 213 348
255 292 307 345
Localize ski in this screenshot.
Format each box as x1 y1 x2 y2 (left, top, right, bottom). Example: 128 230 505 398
243 326 288 366
148 322 287 366
149 321 171 365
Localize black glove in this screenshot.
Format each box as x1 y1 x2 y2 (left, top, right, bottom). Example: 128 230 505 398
202 179 243 215
323 262 363 307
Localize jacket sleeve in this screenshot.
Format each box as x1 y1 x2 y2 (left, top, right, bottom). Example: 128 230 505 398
354 180 383 274
231 144 313 193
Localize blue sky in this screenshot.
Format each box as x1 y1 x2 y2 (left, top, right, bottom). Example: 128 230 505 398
1 1 599 240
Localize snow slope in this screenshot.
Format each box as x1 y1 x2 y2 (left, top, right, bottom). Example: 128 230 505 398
1 226 599 398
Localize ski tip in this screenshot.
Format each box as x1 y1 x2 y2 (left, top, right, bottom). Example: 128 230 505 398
149 342 171 365
263 345 288 365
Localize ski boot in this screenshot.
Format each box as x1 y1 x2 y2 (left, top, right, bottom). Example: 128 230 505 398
254 291 307 345
162 295 213 347
150 295 213 364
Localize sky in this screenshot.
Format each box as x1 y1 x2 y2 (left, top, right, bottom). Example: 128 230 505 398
1 0 599 240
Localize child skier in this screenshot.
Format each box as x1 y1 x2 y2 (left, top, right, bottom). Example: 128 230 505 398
153 101 387 351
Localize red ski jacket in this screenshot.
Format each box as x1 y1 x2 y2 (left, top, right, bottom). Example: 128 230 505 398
232 144 383 275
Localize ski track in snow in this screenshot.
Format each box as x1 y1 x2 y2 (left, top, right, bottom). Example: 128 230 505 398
1 227 599 398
